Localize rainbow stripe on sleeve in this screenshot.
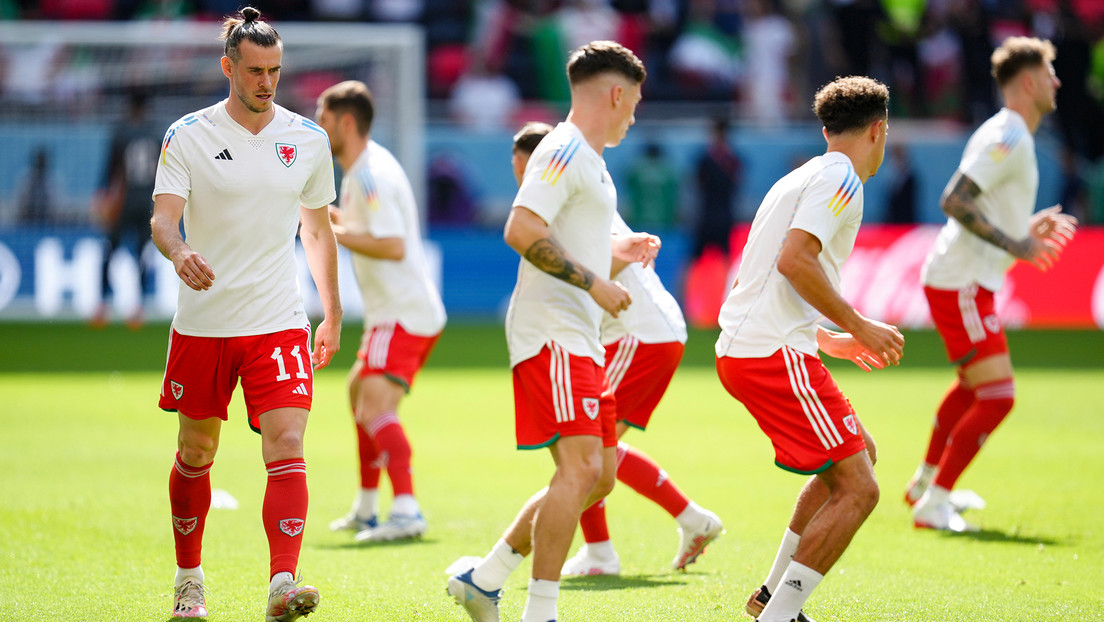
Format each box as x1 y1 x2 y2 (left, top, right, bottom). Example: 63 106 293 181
826 167 860 216
989 126 1024 163
356 167 380 212
540 137 580 186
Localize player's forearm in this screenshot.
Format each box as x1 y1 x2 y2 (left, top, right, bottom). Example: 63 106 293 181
522 237 597 290
941 171 1030 257
334 229 404 260
301 227 343 321
150 203 188 262
779 251 863 335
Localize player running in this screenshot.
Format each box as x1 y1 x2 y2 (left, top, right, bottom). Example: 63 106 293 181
907 36 1077 532
315 79 446 544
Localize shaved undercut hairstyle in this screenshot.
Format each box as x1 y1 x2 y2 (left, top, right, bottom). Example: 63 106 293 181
990 36 1056 87
221 6 281 63
566 40 646 86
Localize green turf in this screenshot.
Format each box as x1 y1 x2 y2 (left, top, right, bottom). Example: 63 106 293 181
1 320 1102 372
1 357 1102 621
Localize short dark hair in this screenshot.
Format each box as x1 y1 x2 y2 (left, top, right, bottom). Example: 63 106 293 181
221 6 281 63
813 76 889 135
513 121 553 155
319 80 375 137
991 36 1056 87
566 41 646 86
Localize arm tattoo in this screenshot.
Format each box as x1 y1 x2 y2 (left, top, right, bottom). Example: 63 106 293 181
524 237 596 290
941 171 1028 256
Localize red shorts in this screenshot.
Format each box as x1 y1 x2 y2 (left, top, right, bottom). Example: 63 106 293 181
604 338 683 430
357 322 440 391
512 343 617 450
160 327 313 433
716 348 866 474
924 284 1009 367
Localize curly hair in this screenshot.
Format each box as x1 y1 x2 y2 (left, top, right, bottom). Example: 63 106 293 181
813 76 889 136
221 6 281 63
991 37 1056 87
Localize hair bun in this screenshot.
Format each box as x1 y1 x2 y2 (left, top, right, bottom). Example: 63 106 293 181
241 6 260 22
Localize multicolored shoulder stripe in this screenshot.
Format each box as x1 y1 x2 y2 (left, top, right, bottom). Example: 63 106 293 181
540 137 581 186
160 115 199 164
827 166 860 217
356 167 380 212
989 125 1024 163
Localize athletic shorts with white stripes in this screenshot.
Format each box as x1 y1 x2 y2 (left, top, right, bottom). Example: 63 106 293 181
603 337 684 431
356 321 440 390
923 284 1009 367
512 342 617 450
717 347 867 474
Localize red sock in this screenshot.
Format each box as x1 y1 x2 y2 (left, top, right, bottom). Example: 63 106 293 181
264 458 308 578
169 452 212 569
355 424 382 489
367 412 414 497
615 442 690 517
924 376 975 465
579 498 610 543
933 380 1014 490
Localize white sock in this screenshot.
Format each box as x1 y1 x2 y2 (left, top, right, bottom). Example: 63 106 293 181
355 488 379 518
759 561 822 622
521 578 559 622
584 539 616 559
269 571 294 592
916 484 950 513
391 493 419 517
471 539 524 592
675 501 705 530
764 528 801 593
175 565 203 586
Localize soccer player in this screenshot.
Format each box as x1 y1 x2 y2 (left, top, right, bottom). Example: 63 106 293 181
315 80 446 542
907 36 1077 532
150 8 341 621
715 76 903 622
511 121 723 576
446 41 656 622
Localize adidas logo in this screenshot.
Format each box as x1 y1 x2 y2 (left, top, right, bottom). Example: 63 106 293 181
214 148 233 160
784 579 803 592
292 383 309 396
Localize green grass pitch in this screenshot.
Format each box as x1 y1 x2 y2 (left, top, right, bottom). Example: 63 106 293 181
1 323 1102 621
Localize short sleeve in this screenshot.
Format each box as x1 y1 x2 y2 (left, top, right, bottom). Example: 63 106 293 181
959 125 1026 194
513 136 581 224
356 166 406 239
152 124 191 201
790 163 860 247
300 137 337 210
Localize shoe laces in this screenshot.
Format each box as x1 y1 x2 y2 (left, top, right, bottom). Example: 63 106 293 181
175 578 206 608
270 572 306 598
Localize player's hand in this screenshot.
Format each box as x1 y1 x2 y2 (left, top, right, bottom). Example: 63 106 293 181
1023 205 1077 272
172 248 215 291
850 318 904 368
312 318 341 370
612 232 661 269
328 204 343 226
590 278 632 317
818 329 887 372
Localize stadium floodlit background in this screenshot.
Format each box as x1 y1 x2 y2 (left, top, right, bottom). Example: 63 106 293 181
1 2 1103 621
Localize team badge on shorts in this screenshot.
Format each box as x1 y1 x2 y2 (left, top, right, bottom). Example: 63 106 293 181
171 381 184 400
582 397 600 421
843 414 858 436
173 515 198 536
984 314 1001 334
276 143 297 167
279 518 305 537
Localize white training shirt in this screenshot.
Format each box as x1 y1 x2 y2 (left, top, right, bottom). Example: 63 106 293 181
600 212 687 345
922 108 1038 292
154 101 335 337
716 151 864 358
340 140 446 336
505 122 617 367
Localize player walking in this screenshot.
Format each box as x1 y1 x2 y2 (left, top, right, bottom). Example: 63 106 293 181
315 80 446 543
715 76 902 622
907 36 1077 531
511 121 724 576
151 8 340 621
446 41 655 622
